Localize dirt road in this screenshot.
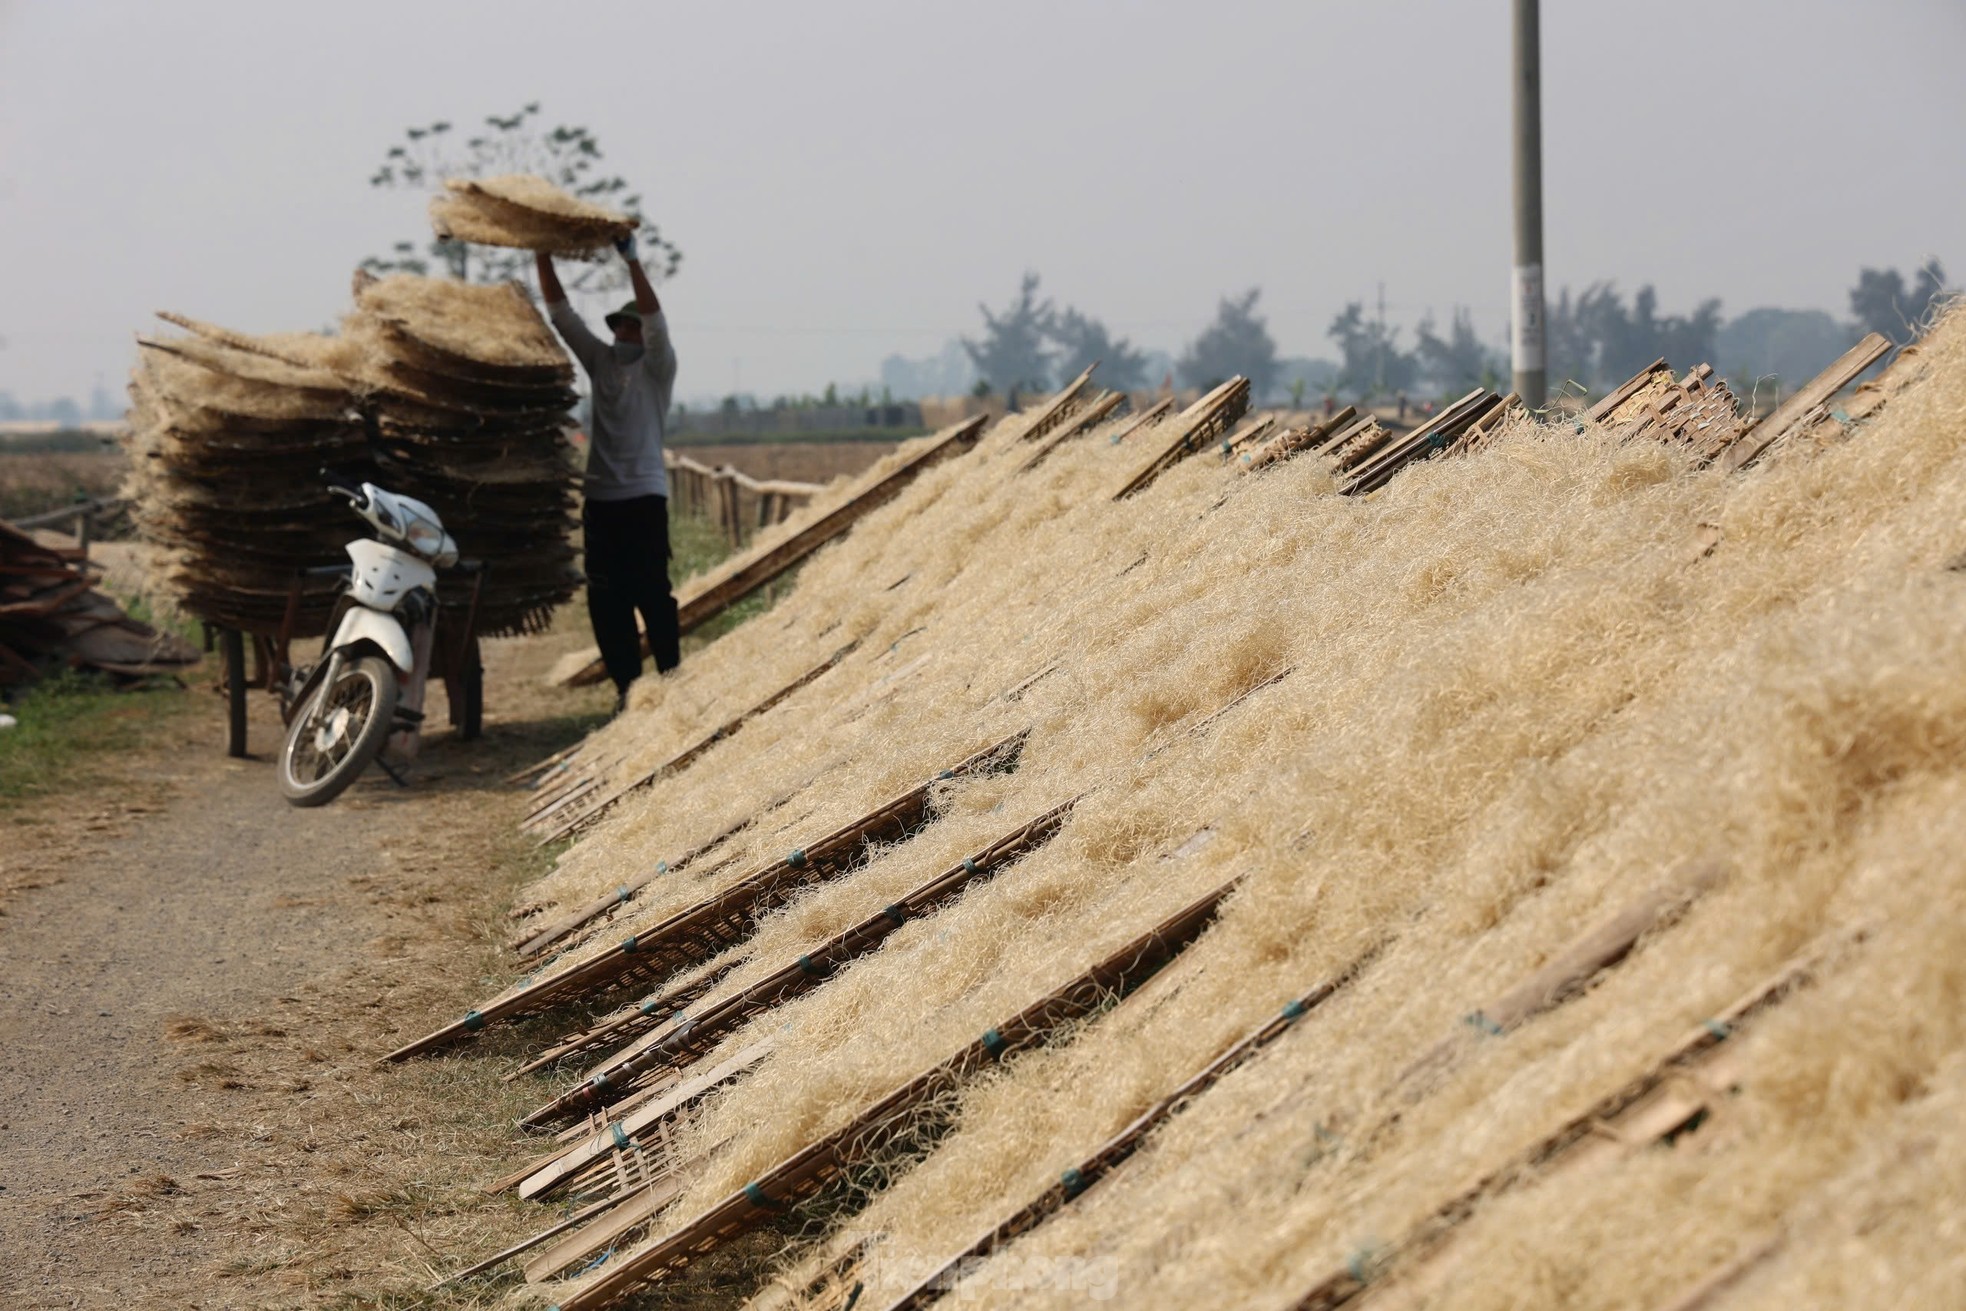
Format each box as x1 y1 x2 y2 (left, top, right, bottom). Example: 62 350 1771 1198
0 642 604 1309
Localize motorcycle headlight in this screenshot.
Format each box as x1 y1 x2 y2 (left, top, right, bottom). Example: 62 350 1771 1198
405 517 446 558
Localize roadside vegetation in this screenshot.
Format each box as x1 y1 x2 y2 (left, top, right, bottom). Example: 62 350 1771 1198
0 663 206 804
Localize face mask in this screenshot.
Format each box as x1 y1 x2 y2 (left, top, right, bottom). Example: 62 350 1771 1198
611 341 645 365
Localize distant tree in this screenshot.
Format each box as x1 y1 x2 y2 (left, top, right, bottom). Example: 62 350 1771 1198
1850 259 1950 343
1180 289 1279 397
1545 285 1593 393
1326 301 1414 399
1414 308 1500 394
963 272 1056 394
362 103 681 297
0 391 20 421
1548 282 1722 389
1047 307 1148 391
47 396 83 427
1910 258 1951 323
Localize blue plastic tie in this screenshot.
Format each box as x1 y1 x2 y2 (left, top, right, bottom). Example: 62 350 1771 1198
640 998 662 1017
1704 1018 1732 1040
656 860 669 874
616 886 632 905
1282 999 1307 1021
882 904 908 927
1061 1167 1086 1198
621 935 638 954
591 1072 611 1093
936 769 955 781
1830 409 1852 425
787 848 808 869
611 1124 630 1151
745 1181 788 1212
1347 1247 1374 1283
461 1010 485 1032
981 1028 1007 1058
798 955 820 977
1464 1010 1503 1037
962 857 980 875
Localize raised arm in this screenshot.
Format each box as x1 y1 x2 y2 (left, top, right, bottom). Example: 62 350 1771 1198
534 251 566 304
617 235 661 315
617 235 676 400
535 252 603 370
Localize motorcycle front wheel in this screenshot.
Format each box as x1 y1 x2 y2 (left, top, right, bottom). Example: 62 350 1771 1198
278 654 399 807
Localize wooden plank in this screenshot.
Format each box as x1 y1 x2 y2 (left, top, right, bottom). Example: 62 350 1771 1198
502 959 736 1080
1105 395 1175 445
1367 1039 1758 1311
1650 1236 1786 1311
538 641 857 846
1285 934 1854 1310
1586 358 1671 425
1017 389 1126 473
506 743 583 786
428 1193 623 1289
511 810 758 960
545 800 1081 1126
1241 406 1357 473
1838 340 1928 427
564 415 987 686
519 1041 773 1201
1340 389 1495 495
386 732 1028 1063
1014 363 1098 444
1396 857 1726 1094
1720 333 1890 473
1219 414 1278 458
877 948 1378 1311
1442 393 1520 459
519 775 604 833
521 1177 687 1284
550 878 1244 1310
1111 378 1252 500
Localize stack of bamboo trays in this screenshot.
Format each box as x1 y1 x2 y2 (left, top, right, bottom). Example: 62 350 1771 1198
121 272 584 640
122 323 373 634
345 272 583 636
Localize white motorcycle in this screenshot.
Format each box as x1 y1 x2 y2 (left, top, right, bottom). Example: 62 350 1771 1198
277 471 465 807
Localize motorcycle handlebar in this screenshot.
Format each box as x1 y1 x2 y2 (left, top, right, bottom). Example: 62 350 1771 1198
320 467 366 502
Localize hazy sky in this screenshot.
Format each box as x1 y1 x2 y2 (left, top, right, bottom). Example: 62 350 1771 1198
3 0 1961 406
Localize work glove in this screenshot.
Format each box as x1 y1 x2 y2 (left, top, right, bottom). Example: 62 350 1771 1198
614 233 638 262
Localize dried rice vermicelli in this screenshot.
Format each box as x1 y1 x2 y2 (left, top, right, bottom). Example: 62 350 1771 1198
468 308 1966 1309
429 174 636 257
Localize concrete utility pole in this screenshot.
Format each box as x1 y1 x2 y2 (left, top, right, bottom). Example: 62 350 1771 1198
1511 0 1547 409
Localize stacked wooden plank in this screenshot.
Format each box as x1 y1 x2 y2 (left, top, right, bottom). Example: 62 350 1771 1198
347 274 582 636
121 324 374 634
1339 388 1507 495
0 520 198 683
1111 376 1252 499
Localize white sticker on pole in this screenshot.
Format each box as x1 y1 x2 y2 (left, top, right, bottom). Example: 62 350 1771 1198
1511 262 1545 372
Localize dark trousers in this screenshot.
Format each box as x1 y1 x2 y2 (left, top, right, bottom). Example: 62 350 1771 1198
584 494 681 694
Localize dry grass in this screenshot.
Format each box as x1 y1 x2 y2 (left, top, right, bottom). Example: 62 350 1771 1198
464 311 1966 1309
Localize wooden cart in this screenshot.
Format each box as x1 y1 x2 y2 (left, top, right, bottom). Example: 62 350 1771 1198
214 561 487 759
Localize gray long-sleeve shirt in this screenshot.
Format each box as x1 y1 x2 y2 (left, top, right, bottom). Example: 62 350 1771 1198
547 298 677 501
